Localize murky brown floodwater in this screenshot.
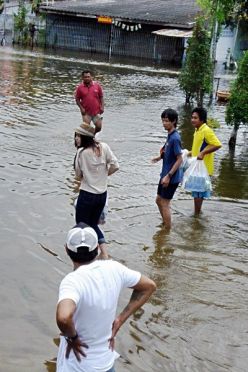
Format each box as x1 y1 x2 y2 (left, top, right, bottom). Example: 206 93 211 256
0 46 248 372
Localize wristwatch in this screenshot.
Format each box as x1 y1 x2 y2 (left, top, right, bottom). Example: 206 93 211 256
168 172 173 178
65 333 78 342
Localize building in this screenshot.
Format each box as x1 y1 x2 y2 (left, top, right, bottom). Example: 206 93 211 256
40 0 200 66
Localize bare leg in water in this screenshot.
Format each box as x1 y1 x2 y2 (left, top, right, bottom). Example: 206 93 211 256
156 195 171 230
194 197 203 215
98 243 108 260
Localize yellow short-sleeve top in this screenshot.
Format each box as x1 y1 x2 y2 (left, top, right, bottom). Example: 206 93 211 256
192 124 221 175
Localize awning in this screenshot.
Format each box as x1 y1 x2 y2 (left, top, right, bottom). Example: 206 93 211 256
152 29 193 37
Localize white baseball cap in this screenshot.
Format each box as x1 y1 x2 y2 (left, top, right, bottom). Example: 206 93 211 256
66 224 98 252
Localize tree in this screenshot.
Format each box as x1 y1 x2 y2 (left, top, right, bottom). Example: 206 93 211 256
197 0 248 25
179 17 212 106
226 51 248 149
0 0 4 15
196 0 248 100
14 2 28 44
31 0 42 16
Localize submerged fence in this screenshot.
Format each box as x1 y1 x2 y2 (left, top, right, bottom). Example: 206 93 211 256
45 15 184 66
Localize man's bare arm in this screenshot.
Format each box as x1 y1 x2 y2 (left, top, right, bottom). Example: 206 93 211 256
75 97 85 115
56 299 88 361
109 275 156 349
198 144 221 160
57 299 77 337
100 96 104 113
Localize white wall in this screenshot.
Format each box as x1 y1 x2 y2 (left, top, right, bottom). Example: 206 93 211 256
216 26 237 62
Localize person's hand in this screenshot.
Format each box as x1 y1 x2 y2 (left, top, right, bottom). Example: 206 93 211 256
65 336 88 362
151 156 160 163
99 107 104 114
80 107 86 115
161 175 170 187
197 152 204 160
109 317 122 351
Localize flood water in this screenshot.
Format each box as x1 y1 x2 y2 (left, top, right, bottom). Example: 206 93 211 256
0 46 248 372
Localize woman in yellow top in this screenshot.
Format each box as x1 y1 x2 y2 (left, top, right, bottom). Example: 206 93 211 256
189 107 222 215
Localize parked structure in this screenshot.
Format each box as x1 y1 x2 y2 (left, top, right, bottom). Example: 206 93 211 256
40 0 200 66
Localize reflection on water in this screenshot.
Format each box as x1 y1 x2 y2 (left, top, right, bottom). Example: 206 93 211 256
0 46 248 372
149 226 174 268
215 146 248 199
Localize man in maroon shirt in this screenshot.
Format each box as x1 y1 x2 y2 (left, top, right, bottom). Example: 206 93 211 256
75 70 104 133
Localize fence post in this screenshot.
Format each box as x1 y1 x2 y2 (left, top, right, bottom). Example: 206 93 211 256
108 23 114 62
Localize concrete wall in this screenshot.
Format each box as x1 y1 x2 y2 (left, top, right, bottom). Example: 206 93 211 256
216 26 236 62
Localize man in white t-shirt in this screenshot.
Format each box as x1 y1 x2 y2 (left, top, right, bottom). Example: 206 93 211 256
56 223 156 372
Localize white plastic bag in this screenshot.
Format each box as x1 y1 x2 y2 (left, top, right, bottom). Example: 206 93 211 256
182 158 212 192
181 149 192 172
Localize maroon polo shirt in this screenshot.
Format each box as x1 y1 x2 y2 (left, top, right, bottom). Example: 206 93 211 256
75 81 103 116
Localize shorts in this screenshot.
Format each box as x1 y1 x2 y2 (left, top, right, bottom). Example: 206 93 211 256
192 191 211 198
157 182 179 200
92 114 103 124
82 113 103 124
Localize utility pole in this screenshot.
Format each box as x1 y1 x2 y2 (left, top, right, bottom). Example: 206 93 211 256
209 0 219 102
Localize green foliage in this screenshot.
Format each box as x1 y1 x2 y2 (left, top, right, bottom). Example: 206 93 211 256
14 4 28 33
0 0 4 15
207 117 220 128
197 0 248 26
13 4 30 45
31 0 42 15
179 18 212 106
226 51 248 128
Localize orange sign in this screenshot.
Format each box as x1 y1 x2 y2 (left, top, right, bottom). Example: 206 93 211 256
98 16 112 24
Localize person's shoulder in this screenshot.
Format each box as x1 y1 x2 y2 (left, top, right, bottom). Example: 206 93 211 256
100 142 110 151
76 82 84 88
93 80 102 86
171 130 181 141
103 259 126 271
202 123 211 131
93 81 103 90
203 125 215 135
60 271 77 286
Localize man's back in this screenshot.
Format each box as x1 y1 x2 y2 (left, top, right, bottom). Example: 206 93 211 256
57 260 141 372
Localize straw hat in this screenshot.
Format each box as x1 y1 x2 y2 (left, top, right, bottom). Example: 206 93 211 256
75 122 95 137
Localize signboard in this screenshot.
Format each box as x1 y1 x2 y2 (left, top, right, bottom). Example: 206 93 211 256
98 16 112 24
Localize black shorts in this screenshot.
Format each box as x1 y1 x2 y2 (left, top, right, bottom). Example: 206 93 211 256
157 181 179 200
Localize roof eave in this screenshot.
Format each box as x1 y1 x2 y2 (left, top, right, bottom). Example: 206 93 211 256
39 8 197 29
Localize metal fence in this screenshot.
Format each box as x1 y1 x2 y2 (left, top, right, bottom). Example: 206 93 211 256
45 15 184 66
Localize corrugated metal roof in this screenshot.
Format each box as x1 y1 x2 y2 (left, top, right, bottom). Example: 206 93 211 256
152 29 193 37
40 0 201 28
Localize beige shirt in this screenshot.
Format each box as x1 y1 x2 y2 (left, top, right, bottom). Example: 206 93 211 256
75 142 119 194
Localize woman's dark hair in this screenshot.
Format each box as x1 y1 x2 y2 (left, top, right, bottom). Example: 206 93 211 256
191 107 207 123
161 108 178 127
66 246 98 263
74 133 100 169
74 133 96 149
